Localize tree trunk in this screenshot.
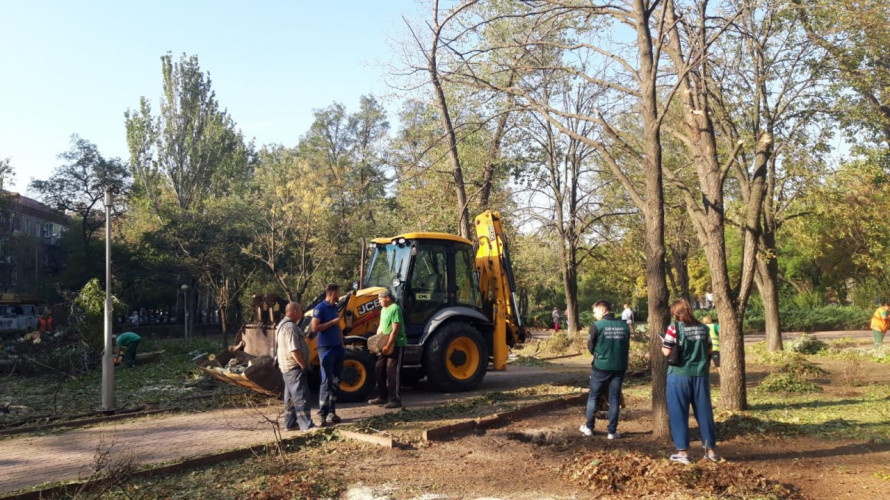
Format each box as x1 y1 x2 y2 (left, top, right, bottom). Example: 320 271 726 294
632 0 671 440
562 251 580 338
704 240 748 410
219 304 229 350
756 228 783 351
644 181 672 440
669 246 691 302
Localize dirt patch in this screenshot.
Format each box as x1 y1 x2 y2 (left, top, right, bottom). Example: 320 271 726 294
224 399 889 500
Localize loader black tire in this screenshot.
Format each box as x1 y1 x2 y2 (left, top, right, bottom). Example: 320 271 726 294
339 349 376 403
424 322 487 392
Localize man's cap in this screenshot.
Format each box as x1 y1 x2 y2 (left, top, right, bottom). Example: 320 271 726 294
378 288 392 298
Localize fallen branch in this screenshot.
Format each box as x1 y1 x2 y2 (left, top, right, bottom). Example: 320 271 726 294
21 355 77 380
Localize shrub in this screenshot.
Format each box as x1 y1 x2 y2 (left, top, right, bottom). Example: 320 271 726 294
578 310 594 327
538 332 574 355
757 372 821 393
742 305 869 333
776 353 827 377
789 333 827 354
627 341 650 374
833 352 864 386
630 323 649 342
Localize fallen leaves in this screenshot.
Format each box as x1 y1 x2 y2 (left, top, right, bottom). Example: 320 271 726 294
561 450 807 499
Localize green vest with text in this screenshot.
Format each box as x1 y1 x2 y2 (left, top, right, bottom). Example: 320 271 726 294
591 317 630 372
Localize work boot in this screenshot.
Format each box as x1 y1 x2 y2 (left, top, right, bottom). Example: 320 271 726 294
329 413 342 423
383 400 402 409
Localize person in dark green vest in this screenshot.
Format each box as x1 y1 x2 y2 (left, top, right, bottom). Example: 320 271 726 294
662 299 718 464
114 331 141 368
579 300 630 439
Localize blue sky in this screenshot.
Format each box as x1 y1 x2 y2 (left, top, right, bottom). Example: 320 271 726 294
0 0 419 193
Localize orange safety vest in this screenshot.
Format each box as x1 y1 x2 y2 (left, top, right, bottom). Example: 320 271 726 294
870 306 889 332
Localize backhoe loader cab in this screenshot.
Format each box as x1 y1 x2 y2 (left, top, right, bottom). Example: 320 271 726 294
363 232 493 392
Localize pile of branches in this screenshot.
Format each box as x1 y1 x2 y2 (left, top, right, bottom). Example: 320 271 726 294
0 329 99 377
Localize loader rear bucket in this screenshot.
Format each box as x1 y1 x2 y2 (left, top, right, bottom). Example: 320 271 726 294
195 323 285 398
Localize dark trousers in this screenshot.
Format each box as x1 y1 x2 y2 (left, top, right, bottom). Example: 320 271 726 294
124 341 140 367
375 346 403 403
318 345 344 416
282 368 313 431
585 369 625 434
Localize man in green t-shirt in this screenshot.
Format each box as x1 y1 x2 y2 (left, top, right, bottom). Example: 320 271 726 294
368 288 406 409
115 331 141 367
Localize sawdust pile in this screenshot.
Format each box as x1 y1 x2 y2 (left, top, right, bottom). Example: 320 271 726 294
561 450 806 499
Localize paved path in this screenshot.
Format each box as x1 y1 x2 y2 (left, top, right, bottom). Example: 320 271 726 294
0 364 586 496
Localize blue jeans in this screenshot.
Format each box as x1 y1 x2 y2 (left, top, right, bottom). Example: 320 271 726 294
666 372 717 450
318 345 344 416
282 368 313 430
585 369 625 434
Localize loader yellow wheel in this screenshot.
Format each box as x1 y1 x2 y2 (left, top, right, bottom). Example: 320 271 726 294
339 349 376 403
445 336 481 380
424 321 488 392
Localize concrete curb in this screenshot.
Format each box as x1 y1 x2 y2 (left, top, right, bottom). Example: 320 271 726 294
422 391 588 442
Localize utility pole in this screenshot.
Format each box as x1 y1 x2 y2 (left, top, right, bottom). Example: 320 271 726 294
101 187 114 413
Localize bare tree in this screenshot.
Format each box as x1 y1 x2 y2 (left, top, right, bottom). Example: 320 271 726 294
429 0 677 436
517 82 633 336
659 0 760 410
714 0 830 352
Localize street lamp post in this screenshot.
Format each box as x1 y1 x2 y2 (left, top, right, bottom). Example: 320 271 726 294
101 187 114 413
181 284 189 338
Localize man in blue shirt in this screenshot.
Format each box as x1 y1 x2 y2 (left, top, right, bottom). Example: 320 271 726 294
311 283 344 425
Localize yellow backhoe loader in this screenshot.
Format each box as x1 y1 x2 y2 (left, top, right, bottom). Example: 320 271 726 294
197 210 524 402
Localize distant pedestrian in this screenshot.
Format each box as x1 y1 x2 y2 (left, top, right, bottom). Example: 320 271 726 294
702 316 720 367
311 283 344 426
276 302 315 432
662 298 718 464
580 300 631 439
114 331 141 368
870 301 890 349
368 288 405 409
620 303 635 333
552 307 561 333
